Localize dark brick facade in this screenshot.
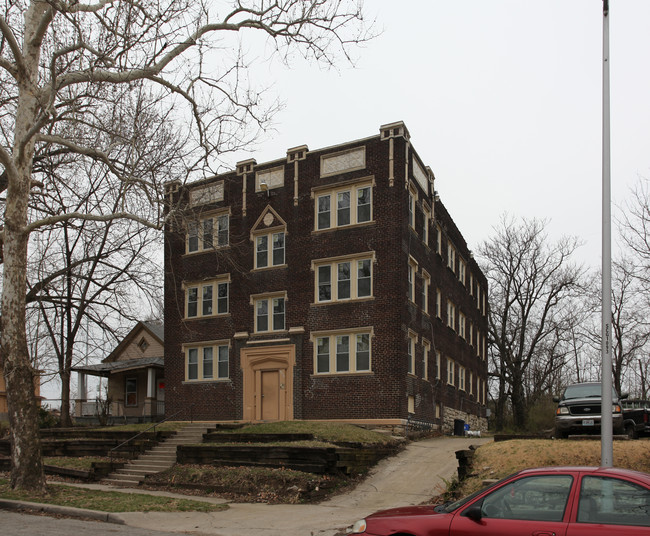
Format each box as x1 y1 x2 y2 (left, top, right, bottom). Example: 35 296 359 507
164 122 488 430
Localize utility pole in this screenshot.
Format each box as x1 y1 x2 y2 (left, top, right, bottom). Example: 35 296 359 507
601 0 613 468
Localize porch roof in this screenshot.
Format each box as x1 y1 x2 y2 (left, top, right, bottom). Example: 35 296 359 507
72 356 164 377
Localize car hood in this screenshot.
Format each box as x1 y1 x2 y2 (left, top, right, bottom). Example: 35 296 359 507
367 504 442 518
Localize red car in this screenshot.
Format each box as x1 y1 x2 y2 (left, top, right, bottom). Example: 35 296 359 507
351 467 650 536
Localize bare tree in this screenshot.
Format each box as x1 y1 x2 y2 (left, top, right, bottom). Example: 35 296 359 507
582 258 650 397
0 0 373 492
479 215 584 431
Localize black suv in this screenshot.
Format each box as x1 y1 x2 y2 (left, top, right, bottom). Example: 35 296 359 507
554 382 626 439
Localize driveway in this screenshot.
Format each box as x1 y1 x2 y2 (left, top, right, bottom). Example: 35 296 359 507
117 435 490 536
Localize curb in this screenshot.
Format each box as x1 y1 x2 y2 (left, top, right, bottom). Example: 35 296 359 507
0 498 125 524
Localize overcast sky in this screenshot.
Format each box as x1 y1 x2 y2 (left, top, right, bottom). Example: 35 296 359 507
227 0 650 268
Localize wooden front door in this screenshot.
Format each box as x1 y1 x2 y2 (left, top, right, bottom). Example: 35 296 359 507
241 344 295 422
260 370 280 421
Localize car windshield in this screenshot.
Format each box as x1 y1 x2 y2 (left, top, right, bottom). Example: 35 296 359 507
434 474 516 513
562 384 617 400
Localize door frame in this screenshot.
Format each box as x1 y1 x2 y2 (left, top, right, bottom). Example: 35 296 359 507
240 344 295 421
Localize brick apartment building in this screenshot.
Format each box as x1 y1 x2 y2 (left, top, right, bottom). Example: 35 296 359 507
163 121 488 432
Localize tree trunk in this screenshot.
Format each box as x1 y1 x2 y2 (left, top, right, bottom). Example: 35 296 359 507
0 0 50 494
59 368 72 428
511 372 527 430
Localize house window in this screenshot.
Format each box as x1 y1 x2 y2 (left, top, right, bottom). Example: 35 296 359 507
408 257 418 303
185 277 229 319
447 242 456 272
314 253 374 303
255 231 285 269
436 351 441 380
469 372 474 395
469 273 474 295
459 366 466 391
185 343 229 381
314 181 373 231
186 213 229 253
138 337 149 353
407 332 417 375
447 300 456 331
254 295 286 333
423 340 430 380
408 190 415 229
436 288 441 318
421 271 430 314
313 330 372 374
459 259 466 285
447 358 455 386
459 312 466 339
422 206 430 246
435 225 442 255
469 321 474 347
125 378 137 406
408 395 415 414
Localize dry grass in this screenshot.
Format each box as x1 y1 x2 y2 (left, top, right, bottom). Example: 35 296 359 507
458 439 650 497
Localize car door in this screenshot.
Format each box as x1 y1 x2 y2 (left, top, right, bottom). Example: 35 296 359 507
449 474 573 536
566 474 650 536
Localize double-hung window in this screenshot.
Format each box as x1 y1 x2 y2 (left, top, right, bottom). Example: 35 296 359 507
254 293 286 333
314 253 374 303
186 213 229 253
185 277 229 319
185 343 229 381
408 331 417 375
314 181 373 231
313 329 372 374
447 300 456 331
447 358 455 386
255 231 285 269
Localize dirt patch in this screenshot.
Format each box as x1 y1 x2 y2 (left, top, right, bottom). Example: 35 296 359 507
143 464 363 504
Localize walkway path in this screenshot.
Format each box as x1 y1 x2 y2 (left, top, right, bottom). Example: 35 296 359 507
115 435 490 536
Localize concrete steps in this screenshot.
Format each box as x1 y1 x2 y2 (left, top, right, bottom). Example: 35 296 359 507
102 422 215 486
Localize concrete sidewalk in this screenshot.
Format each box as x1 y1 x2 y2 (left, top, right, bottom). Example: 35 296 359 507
115 435 489 536
1 435 489 536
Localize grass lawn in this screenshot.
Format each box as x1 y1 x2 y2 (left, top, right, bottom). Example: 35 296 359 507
0 477 227 512
456 438 650 497
220 421 398 445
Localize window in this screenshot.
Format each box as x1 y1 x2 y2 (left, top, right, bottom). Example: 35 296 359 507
436 288 441 318
187 213 229 253
459 259 466 285
578 476 650 527
459 365 466 391
469 372 474 395
423 340 430 380
408 332 417 375
314 182 373 231
469 321 474 347
436 351 441 380
408 257 418 303
435 225 442 255
408 189 415 228
313 330 372 374
447 300 456 331
314 253 374 303
125 378 137 406
480 475 573 522
408 395 415 414
447 358 455 386
421 271 430 314
422 206 430 246
255 231 285 269
185 343 229 381
469 273 474 295
185 277 229 319
254 294 286 332
459 312 466 339
447 242 456 272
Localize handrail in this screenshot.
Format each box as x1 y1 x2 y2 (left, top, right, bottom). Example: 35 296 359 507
108 404 195 464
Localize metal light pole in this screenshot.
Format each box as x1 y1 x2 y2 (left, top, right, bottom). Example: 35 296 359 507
601 0 613 468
